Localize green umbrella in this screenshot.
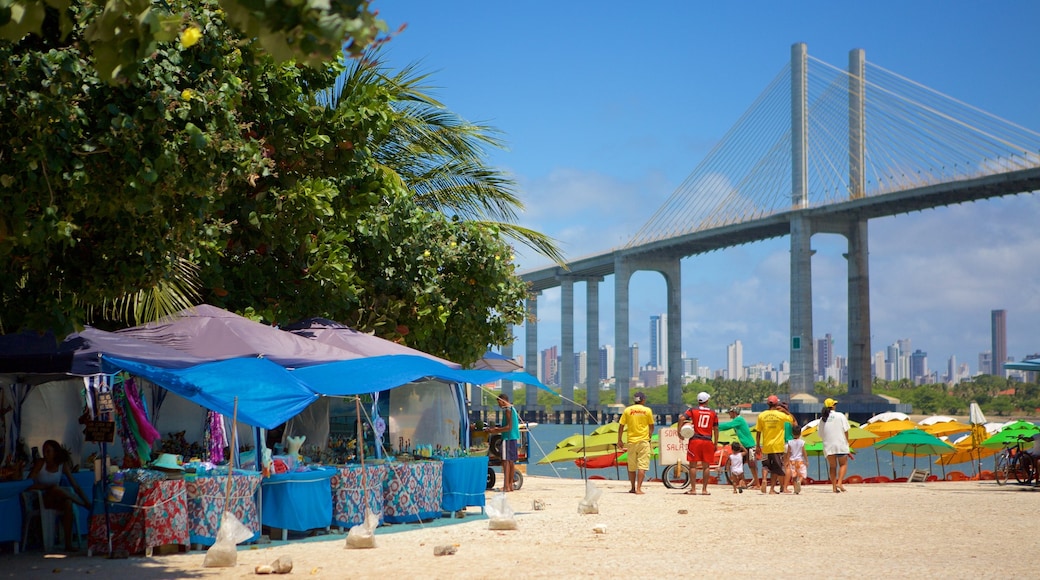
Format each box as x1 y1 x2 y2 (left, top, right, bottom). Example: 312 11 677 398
873 429 956 472
980 421 1040 449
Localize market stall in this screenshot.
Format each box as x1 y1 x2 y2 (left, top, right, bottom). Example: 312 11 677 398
87 471 189 556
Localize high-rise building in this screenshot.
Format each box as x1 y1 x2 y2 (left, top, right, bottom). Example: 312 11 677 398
910 350 928 384
816 333 833 381
598 345 614 380
979 352 992 376
682 357 698 377
574 351 587 385
540 346 558 386
946 355 957 384
649 314 668 374
992 309 1007 377
629 343 640 379
874 351 886 381
727 340 744 380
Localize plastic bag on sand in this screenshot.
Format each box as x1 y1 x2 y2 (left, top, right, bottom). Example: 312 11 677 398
203 511 253 567
486 492 517 530
577 481 602 515
345 510 379 549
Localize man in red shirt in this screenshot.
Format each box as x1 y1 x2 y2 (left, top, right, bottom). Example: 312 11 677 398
677 391 719 495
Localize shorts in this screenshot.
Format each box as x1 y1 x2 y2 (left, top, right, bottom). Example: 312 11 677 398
788 458 807 478
502 439 518 462
626 440 652 472
763 453 785 477
686 438 715 465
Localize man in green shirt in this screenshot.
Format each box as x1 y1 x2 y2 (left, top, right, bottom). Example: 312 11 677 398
719 406 759 489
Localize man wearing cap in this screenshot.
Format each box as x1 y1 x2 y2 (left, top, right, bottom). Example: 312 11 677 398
818 398 851 493
755 395 796 494
677 392 719 495
618 392 655 494
719 406 759 489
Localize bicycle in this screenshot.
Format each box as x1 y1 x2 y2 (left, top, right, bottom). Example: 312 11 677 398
993 435 1035 486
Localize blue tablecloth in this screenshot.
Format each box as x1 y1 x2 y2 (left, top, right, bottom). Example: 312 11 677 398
261 467 335 532
0 480 32 545
0 472 92 547
441 457 488 512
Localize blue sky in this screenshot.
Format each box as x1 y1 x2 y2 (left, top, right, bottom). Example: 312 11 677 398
376 2 1040 375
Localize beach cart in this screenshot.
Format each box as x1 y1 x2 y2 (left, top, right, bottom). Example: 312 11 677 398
471 424 531 491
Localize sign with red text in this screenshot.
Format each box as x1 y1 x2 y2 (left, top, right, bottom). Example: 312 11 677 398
659 427 687 464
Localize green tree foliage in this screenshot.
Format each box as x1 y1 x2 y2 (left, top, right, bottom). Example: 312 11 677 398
0 0 388 82
0 1 536 365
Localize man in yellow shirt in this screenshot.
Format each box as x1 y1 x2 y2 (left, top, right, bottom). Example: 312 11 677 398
755 395 796 494
618 392 655 494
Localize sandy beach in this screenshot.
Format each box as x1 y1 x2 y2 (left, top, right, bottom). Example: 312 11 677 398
3 474 1037 579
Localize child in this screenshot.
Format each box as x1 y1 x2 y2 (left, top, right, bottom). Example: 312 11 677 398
784 427 807 494
727 442 746 494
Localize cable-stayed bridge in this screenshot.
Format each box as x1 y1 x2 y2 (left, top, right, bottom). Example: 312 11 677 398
512 44 1040 422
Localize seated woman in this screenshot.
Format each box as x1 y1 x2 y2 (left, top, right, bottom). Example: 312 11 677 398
27 440 89 551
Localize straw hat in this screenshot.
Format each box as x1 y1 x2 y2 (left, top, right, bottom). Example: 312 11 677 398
151 453 183 471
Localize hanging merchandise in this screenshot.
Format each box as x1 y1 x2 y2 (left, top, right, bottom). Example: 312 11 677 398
204 410 228 464
112 376 142 468
123 377 160 463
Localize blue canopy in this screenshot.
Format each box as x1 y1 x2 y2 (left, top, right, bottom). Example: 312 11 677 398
291 354 555 397
103 355 318 429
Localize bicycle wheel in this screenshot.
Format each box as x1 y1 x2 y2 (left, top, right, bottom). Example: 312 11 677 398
1014 455 1034 485
661 463 690 489
994 454 1010 486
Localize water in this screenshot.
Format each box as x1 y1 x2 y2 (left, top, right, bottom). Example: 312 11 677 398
522 423 988 482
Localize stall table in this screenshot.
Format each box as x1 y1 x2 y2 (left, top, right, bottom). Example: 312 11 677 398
440 456 488 513
185 470 261 546
88 478 189 556
383 461 442 524
331 464 387 529
0 480 31 551
261 467 335 538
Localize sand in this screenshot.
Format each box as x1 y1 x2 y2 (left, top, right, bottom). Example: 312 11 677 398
4 475 1036 579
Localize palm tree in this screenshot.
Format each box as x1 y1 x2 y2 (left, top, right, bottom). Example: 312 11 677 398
321 53 564 265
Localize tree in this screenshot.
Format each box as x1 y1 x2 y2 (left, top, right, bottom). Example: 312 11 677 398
0 0 389 83
323 53 564 266
1 2 275 332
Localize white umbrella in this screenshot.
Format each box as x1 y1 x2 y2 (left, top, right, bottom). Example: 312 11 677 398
968 402 988 477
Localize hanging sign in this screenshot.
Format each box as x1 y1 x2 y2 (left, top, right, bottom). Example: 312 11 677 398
83 420 116 443
96 391 115 414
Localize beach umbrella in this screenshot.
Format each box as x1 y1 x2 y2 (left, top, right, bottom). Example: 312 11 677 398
471 351 523 372
873 429 956 473
968 402 989 476
864 412 917 438
936 432 999 467
980 420 1040 449
917 415 972 437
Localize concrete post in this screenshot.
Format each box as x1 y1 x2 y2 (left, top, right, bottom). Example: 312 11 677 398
525 292 539 411
559 276 575 422
586 277 602 416
846 48 872 397
789 42 814 395
614 256 632 404
501 336 514 405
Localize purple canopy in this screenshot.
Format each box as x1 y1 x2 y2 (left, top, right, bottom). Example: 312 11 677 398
283 318 461 369
115 305 350 368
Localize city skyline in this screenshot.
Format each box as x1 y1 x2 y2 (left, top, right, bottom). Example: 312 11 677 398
382 3 1040 371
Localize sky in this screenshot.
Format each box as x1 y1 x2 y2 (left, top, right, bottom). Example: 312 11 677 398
375 1 1040 375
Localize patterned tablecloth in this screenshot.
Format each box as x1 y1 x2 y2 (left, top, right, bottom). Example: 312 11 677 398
383 461 442 524
330 464 387 528
88 479 189 555
185 471 262 546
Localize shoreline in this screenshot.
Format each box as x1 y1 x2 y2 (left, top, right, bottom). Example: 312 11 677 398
3 474 1037 578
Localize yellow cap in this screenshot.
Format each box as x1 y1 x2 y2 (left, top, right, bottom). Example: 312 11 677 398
824 398 837 408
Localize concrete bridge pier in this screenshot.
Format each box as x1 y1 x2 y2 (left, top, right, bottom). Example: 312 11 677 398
524 292 540 415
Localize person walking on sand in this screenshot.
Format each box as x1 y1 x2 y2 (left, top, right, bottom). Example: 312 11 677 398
719 406 760 489
818 398 852 493
617 391 655 494
755 395 796 494
783 426 807 494
488 394 520 492
677 391 719 496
